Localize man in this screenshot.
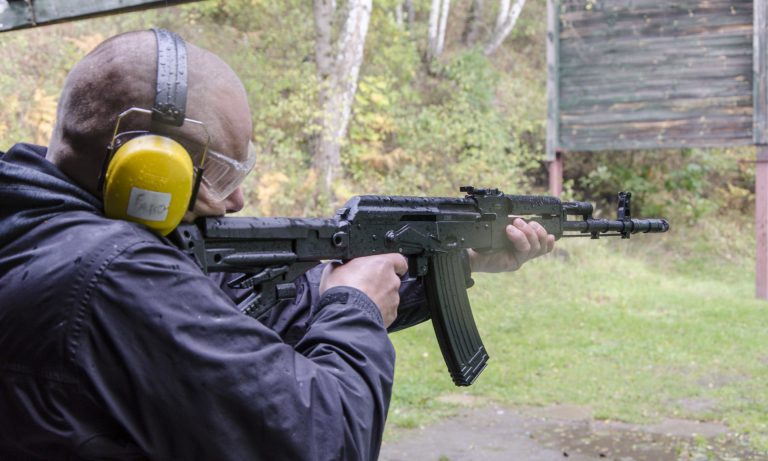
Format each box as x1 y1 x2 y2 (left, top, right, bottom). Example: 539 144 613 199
0 30 554 460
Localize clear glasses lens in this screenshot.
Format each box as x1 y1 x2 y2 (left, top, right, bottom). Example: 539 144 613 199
201 141 257 201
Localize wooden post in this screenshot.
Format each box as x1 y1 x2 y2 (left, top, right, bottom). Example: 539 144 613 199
756 0 768 144
545 0 560 163
546 0 563 198
757 147 768 299
548 151 563 197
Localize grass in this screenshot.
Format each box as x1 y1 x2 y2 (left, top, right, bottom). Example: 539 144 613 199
386 228 768 453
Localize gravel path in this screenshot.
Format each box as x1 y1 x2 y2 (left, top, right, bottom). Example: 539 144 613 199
380 403 762 461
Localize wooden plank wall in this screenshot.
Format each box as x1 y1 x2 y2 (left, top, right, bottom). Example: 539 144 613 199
553 0 755 153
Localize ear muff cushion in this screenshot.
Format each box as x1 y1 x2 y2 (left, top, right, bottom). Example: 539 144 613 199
103 134 194 236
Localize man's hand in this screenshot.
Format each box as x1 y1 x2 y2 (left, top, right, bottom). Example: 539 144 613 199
320 254 408 327
468 218 555 273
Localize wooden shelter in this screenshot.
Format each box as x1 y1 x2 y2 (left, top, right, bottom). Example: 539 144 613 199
0 0 198 32
546 0 768 298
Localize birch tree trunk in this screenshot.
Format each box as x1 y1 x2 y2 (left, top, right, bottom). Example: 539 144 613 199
436 0 450 57
406 0 414 31
312 0 372 198
426 0 450 61
426 0 440 61
395 0 415 31
484 0 526 55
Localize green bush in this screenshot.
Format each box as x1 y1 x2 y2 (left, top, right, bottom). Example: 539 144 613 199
567 147 754 224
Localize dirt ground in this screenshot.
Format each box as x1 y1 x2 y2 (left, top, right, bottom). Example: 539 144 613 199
379 399 764 461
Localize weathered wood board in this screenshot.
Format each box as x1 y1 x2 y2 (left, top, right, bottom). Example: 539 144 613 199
548 0 761 158
0 0 200 32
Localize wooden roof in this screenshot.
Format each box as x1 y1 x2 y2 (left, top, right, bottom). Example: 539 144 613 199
0 0 199 33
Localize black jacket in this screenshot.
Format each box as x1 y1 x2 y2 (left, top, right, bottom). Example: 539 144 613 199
0 143 413 460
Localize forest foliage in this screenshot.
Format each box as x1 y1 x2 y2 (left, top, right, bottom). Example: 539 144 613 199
0 0 756 230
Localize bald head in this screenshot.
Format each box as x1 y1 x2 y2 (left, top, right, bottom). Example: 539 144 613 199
47 30 252 196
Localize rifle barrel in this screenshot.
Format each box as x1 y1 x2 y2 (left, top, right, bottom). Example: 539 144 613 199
562 218 669 235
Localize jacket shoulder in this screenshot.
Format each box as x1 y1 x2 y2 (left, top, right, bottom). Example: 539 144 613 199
0 212 193 366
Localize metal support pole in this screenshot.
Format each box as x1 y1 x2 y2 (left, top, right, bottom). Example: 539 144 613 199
548 151 563 197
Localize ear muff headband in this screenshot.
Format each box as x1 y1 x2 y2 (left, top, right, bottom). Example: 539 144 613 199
152 28 188 126
101 29 209 236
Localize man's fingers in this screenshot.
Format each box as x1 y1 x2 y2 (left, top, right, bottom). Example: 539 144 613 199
469 216 556 273
531 222 555 256
510 218 554 256
530 220 550 255
390 253 409 276
509 219 534 253
526 221 543 254
508 220 531 253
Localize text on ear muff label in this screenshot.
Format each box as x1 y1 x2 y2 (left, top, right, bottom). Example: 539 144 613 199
127 187 171 222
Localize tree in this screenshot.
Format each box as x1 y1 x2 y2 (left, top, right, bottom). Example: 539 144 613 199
484 0 526 55
312 0 372 199
395 0 414 31
426 0 450 61
462 0 484 46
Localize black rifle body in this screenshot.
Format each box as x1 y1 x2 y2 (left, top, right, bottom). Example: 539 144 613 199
173 188 668 386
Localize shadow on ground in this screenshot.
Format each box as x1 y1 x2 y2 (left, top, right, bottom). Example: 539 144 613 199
380 401 763 461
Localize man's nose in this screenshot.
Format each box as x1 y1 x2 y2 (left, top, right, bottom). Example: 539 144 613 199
224 187 245 213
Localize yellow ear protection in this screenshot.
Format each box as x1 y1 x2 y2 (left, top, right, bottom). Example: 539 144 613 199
99 29 208 236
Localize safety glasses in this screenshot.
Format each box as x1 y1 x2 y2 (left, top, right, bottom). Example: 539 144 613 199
199 141 257 201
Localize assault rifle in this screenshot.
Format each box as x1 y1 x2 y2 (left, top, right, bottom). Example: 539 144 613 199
172 187 668 386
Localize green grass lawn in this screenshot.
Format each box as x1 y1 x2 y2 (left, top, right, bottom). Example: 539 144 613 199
387 233 768 452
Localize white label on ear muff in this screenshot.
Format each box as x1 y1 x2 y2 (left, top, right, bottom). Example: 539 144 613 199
126 187 171 222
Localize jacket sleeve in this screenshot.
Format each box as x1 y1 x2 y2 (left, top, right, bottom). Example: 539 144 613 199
74 239 394 461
